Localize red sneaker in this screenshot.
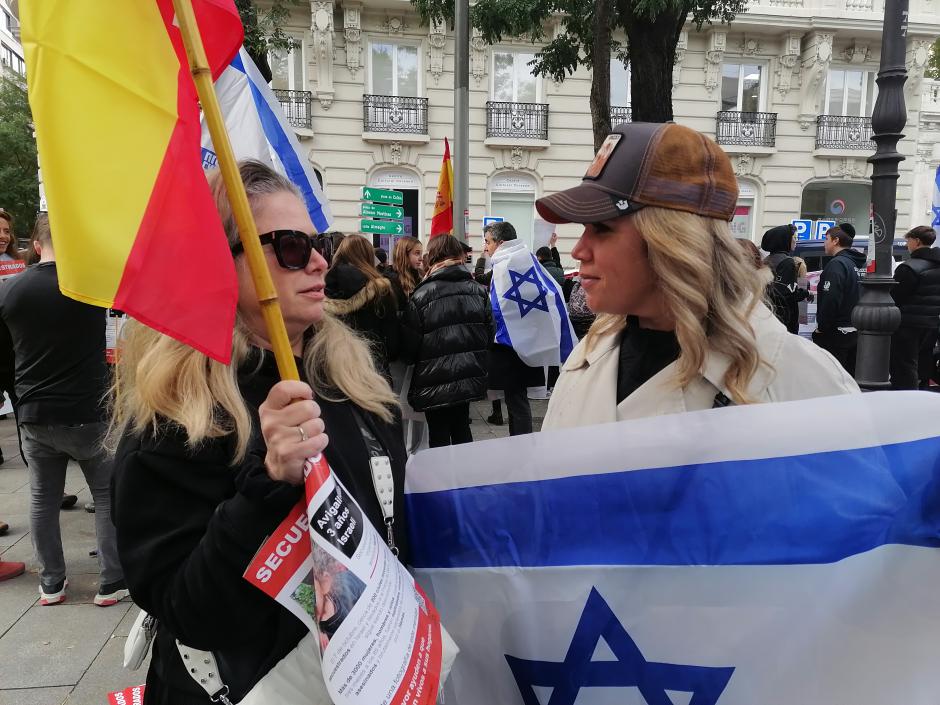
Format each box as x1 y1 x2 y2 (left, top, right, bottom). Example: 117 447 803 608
0 561 25 582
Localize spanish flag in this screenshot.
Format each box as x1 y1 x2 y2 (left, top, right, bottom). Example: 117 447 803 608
20 1 243 362
430 137 454 237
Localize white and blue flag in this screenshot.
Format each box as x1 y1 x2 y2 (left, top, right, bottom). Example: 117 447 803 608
932 164 940 238
406 392 940 705
200 48 333 233
490 239 575 367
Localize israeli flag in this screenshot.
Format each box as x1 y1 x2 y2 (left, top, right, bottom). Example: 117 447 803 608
406 392 940 705
201 48 333 233
932 164 940 238
490 239 575 367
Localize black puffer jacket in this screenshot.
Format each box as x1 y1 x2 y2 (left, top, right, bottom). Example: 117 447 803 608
324 264 400 380
404 264 492 411
892 246 940 328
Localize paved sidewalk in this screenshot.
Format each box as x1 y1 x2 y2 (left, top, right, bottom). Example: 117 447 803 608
0 399 546 704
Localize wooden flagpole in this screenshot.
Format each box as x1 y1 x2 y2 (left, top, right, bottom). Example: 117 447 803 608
171 0 300 381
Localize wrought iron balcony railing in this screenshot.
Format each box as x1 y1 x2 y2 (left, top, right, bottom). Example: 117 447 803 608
611 106 632 125
363 95 429 134
273 89 313 129
815 115 874 150
715 111 777 147
486 101 549 140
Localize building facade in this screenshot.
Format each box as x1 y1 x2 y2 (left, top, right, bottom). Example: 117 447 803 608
1 0 24 78
258 2 940 261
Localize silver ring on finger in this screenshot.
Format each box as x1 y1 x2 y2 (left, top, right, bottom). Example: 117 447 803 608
296 425 308 443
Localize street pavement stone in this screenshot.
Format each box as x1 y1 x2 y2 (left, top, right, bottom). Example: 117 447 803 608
0 686 72 705
0 399 548 702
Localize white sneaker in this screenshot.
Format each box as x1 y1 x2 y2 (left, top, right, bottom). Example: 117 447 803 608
39 578 68 606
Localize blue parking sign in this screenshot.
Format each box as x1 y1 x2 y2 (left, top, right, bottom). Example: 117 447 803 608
815 220 836 240
791 219 813 241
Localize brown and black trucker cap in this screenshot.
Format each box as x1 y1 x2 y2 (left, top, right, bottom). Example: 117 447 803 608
535 122 738 224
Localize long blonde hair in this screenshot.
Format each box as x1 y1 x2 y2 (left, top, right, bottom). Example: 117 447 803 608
392 236 421 296
108 161 398 461
584 208 765 404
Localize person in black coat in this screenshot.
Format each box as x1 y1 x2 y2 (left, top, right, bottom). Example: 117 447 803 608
323 235 401 381
813 223 866 375
110 162 407 705
404 235 492 447
890 225 940 389
760 224 806 334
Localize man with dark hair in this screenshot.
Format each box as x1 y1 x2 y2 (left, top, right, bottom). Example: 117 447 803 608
889 225 940 389
812 223 866 375
0 215 125 606
481 220 543 435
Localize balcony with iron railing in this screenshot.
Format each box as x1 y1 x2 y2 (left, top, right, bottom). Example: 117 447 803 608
485 101 550 144
611 106 632 125
362 95 429 142
815 115 874 150
715 111 777 148
273 89 313 130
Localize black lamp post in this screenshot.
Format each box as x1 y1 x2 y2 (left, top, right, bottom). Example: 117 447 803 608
853 0 908 389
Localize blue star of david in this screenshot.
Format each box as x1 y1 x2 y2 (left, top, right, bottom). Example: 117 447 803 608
502 267 549 318
931 205 940 227
506 588 735 705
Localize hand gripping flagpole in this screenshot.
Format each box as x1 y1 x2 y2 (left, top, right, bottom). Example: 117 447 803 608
171 0 300 381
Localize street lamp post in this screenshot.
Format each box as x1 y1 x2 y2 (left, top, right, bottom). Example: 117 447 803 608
853 0 908 389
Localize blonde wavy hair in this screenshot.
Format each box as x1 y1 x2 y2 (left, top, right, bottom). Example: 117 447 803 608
584 208 766 405
108 161 398 461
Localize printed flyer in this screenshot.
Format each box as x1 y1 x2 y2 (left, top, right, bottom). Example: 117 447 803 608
244 454 443 705
107 685 145 705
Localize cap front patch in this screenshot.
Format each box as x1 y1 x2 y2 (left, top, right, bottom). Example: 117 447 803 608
584 134 622 179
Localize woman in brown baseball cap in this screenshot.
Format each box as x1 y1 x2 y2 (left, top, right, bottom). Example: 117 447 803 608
537 122 859 430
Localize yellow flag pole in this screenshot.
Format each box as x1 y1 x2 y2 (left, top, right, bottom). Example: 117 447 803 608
171 0 300 381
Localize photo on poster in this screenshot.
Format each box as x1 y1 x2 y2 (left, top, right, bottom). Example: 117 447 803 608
291 546 367 651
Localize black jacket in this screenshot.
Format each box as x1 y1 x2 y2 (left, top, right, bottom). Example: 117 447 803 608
816 248 866 331
540 259 566 288
324 264 400 379
760 226 806 335
892 247 940 328
112 349 409 705
0 262 109 423
404 265 492 411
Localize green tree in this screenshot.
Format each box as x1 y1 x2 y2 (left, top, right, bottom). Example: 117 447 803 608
0 72 39 240
412 0 749 151
927 38 940 80
237 0 302 83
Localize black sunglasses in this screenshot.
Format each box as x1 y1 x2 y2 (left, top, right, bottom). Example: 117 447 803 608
231 230 333 269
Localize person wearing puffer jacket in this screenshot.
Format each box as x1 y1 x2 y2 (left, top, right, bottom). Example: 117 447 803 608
404 235 493 447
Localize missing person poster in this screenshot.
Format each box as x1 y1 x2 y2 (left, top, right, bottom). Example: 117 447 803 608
244 455 444 705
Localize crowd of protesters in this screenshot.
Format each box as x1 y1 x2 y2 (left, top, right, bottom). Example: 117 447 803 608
0 123 939 704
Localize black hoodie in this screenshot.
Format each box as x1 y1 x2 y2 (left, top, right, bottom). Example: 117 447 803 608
892 246 940 328
817 248 867 331
760 225 805 334
323 263 400 379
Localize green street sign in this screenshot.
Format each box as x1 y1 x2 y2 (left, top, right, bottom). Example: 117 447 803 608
361 186 403 205
361 202 404 219
360 219 404 235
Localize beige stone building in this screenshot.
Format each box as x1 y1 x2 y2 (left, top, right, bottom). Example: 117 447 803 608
265 0 940 263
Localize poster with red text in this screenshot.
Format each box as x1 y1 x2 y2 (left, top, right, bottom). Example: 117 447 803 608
0 260 25 281
244 454 443 705
107 685 145 705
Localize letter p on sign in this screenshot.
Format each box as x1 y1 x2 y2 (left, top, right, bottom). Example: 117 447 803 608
791 219 813 241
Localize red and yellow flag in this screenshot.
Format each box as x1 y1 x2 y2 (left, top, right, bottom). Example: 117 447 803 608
20 1 243 362
430 137 454 237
